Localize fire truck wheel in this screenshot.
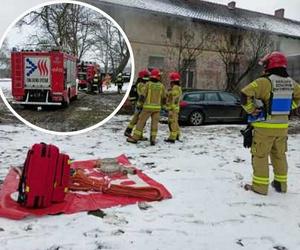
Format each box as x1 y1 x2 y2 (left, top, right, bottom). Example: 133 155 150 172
62 92 70 107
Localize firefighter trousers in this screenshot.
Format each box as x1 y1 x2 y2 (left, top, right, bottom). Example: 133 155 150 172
251 128 288 195
168 111 180 140
133 110 160 142
128 111 140 129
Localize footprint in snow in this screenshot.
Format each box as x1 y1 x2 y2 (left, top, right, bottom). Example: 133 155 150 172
234 172 244 180
111 229 125 236
103 213 128 226
23 224 33 231
94 241 110 250
138 202 152 210
233 157 246 163
83 229 103 238
273 246 288 250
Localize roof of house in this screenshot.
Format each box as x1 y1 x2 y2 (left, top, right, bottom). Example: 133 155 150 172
87 0 300 38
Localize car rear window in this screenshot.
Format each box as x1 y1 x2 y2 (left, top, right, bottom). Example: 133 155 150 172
219 92 237 102
183 93 204 102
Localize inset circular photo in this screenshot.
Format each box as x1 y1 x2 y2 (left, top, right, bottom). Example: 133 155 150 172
0 0 134 134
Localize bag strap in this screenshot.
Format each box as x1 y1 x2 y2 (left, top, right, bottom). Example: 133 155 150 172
17 149 32 204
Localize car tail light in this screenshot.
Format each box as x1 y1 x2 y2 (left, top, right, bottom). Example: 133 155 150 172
180 100 188 107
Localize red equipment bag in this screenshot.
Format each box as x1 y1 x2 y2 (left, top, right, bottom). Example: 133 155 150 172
17 143 70 208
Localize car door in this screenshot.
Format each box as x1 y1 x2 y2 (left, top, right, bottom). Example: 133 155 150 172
218 92 242 120
180 92 203 120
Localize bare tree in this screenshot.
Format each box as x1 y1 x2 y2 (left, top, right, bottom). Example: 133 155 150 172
0 40 11 78
164 22 210 87
90 18 130 78
15 3 130 78
216 26 273 92
165 26 209 74
18 4 96 60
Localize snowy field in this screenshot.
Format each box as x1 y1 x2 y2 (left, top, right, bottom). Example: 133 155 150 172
0 115 300 250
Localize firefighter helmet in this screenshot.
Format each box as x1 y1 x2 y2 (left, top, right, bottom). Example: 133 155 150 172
150 68 161 80
259 51 287 70
138 69 150 80
169 71 180 81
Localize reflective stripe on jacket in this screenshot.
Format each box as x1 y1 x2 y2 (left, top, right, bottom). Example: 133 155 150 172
241 76 300 129
142 81 166 111
166 85 182 112
268 75 294 115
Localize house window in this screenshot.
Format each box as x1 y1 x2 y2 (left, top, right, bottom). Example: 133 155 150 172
182 59 196 88
276 40 281 50
230 34 242 47
148 56 164 69
182 71 194 88
166 26 172 39
228 61 240 83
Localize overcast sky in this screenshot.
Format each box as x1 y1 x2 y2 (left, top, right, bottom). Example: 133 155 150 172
0 0 300 42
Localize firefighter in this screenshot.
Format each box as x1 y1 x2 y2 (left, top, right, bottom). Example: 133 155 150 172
115 73 124 94
98 73 103 93
124 69 150 137
164 71 182 143
127 68 166 146
241 51 300 195
92 73 100 93
103 74 112 89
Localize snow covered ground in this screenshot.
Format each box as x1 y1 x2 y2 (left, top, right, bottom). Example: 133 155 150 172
0 115 300 250
0 79 129 98
0 79 12 100
102 82 129 93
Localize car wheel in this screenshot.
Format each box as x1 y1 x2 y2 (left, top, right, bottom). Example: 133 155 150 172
189 111 205 126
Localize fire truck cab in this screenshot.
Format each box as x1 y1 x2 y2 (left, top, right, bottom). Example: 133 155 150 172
77 61 101 92
11 48 78 106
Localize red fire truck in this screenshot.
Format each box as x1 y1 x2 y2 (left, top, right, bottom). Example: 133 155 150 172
11 49 78 106
77 61 100 90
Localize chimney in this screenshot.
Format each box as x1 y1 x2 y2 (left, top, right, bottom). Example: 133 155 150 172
274 8 285 18
228 1 236 10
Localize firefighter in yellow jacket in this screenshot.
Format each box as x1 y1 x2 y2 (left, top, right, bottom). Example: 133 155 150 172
124 69 150 137
164 71 182 143
127 68 166 146
241 51 300 195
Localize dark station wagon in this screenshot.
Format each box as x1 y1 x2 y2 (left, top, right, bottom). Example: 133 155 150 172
178 90 246 125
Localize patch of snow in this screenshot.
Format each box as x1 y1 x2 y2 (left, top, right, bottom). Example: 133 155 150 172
77 107 93 111
103 82 129 93
0 79 12 100
0 116 300 249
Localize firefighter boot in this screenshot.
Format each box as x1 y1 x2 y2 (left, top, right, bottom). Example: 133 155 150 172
271 180 286 193
124 128 132 137
164 138 175 143
244 184 267 195
127 136 138 144
150 140 155 146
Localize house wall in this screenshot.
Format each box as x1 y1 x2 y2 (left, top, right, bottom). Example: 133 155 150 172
86 1 300 90
98 6 228 89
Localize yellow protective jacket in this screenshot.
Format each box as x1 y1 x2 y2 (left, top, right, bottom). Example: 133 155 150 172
93 74 99 83
166 85 182 112
241 76 300 130
142 81 166 111
136 82 147 108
